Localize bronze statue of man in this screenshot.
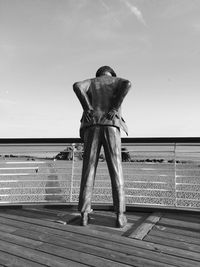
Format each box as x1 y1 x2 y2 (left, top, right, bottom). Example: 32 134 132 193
73 66 131 227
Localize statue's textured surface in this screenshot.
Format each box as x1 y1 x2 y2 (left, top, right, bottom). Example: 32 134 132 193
73 66 131 227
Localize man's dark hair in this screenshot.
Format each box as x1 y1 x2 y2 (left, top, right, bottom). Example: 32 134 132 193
96 66 117 77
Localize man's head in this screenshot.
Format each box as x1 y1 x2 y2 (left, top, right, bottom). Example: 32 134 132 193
96 66 117 77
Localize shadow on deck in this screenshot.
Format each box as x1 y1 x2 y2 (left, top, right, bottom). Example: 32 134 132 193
0 206 199 266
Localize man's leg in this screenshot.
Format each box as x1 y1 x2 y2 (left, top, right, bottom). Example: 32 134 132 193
78 126 101 225
102 126 127 227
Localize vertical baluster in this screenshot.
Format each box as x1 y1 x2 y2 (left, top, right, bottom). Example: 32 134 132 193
70 144 75 203
174 143 177 207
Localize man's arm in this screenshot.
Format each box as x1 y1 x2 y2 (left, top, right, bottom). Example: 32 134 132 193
113 79 131 110
73 80 94 122
106 79 131 120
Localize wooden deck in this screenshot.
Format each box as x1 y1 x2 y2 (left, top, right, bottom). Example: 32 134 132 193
0 207 199 266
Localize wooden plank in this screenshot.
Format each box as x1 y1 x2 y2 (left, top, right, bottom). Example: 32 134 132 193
159 217 200 231
0 210 197 256
25 208 82 227
0 240 86 267
0 210 133 239
83 222 132 236
150 228 200 245
22 207 77 221
164 213 200 223
71 212 126 235
6 207 148 226
0 216 196 267
0 250 45 267
38 241 167 267
0 225 174 267
0 231 131 267
13 228 179 267
0 231 43 248
0 210 193 251
14 208 130 235
165 212 200 219
0 223 18 233
93 210 149 221
0 211 200 266
145 234 200 253
0 216 55 234
123 213 150 237
138 238 200 262
154 224 200 239
13 208 130 235
129 212 162 239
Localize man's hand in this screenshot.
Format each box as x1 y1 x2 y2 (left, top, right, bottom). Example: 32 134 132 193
84 109 94 122
105 108 118 120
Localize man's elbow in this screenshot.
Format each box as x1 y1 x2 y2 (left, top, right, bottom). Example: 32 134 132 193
73 82 81 94
73 82 78 91
127 81 131 90
123 80 132 92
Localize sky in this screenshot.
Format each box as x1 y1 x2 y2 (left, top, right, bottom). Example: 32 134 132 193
0 0 200 138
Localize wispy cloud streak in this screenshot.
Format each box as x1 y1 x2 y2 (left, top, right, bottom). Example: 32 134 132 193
99 0 121 26
121 0 147 26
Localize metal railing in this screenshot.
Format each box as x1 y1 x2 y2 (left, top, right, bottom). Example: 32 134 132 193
0 138 199 211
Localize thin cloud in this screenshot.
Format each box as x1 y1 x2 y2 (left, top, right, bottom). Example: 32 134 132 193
121 0 147 26
99 0 121 26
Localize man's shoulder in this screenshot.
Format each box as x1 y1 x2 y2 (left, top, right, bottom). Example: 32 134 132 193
73 76 131 90
73 79 92 91
92 76 122 84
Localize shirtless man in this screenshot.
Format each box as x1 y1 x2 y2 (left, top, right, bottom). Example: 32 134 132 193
73 66 131 227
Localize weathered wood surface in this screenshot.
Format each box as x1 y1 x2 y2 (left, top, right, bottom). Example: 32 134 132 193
128 212 162 239
0 207 199 267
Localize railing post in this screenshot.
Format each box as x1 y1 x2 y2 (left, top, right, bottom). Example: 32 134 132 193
174 143 177 207
70 144 75 203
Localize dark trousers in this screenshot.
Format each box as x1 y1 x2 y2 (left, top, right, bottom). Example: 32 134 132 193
78 125 126 214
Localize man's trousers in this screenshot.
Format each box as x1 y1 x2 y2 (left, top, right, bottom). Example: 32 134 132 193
78 125 126 214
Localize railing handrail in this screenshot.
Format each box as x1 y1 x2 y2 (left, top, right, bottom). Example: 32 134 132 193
0 137 200 144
